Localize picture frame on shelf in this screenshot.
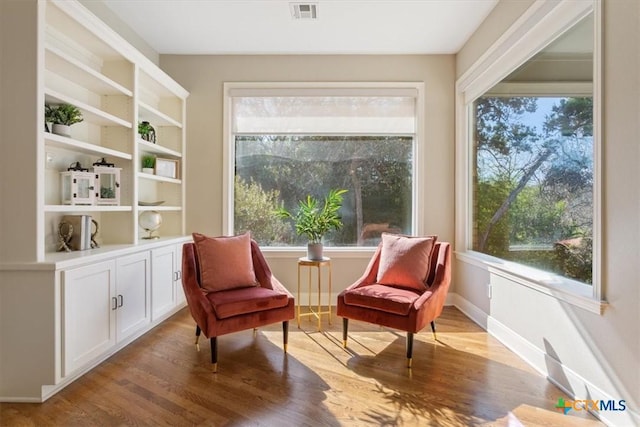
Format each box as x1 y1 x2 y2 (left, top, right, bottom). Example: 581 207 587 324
155 158 179 179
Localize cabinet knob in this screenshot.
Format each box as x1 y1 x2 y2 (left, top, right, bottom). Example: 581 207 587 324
118 294 124 308
112 297 118 310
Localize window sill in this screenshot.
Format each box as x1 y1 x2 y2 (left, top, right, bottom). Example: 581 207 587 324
455 251 607 315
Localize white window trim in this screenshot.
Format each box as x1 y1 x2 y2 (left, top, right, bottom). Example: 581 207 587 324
487 82 592 97
223 82 425 256
454 0 606 314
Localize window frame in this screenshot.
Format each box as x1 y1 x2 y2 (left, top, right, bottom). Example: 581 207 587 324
455 0 606 313
223 82 425 256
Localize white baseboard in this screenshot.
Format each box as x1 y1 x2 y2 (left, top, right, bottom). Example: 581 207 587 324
453 293 639 427
450 292 488 329
444 293 456 306
0 396 42 403
1 303 187 403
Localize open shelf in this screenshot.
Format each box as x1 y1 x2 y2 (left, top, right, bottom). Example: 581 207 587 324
139 102 182 128
45 46 132 97
45 132 132 160
139 68 189 100
45 89 132 128
44 205 133 213
137 172 181 184
137 205 182 212
137 139 181 158
46 3 125 63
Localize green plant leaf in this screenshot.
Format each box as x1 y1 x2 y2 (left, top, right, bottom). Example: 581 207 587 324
273 188 347 243
141 155 156 168
45 103 83 125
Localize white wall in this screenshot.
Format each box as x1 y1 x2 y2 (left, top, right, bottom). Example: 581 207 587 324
455 1 640 424
159 54 456 299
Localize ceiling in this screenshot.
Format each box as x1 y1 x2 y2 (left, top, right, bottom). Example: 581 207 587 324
101 0 498 55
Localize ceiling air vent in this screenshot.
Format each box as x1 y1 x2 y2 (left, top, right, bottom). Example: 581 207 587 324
290 3 318 20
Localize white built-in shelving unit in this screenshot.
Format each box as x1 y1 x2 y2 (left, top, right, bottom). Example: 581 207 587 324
0 0 189 403
40 0 188 258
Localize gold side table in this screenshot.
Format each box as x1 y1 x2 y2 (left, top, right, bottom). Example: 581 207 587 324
297 257 332 330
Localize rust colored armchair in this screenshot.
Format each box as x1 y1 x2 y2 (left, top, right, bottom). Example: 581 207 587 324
337 238 451 368
181 238 295 372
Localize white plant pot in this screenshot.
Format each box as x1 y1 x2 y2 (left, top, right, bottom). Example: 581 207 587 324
142 168 155 175
52 124 71 137
307 242 324 260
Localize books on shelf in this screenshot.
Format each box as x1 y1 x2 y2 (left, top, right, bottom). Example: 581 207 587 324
61 215 92 251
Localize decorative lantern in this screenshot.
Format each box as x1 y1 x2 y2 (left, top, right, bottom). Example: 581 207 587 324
92 157 121 206
60 162 95 205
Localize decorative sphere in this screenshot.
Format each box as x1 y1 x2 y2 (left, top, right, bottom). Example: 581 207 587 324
139 210 162 238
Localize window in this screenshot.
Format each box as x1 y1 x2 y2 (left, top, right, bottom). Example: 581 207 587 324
225 84 423 247
455 0 603 310
473 94 593 284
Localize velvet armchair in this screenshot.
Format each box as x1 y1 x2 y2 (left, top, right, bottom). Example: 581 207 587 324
337 237 451 368
181 235 295 372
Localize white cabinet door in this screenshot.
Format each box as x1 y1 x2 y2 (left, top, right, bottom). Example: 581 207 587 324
174 243 186 306
62 260 116 376
116 251 151 341
151 245 177 320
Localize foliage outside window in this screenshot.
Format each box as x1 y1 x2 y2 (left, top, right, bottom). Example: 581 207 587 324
234 135 413 247
473 96 593 284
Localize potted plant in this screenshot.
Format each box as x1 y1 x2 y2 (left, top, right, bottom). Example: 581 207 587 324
45 103 83 137
138 121 156 143
275 188 347 260
141 155 155 174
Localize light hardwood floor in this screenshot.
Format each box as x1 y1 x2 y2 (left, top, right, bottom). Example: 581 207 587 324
1 307 602 426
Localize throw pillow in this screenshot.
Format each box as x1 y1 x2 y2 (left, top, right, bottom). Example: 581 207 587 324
376 233 436 291
192 232 258 292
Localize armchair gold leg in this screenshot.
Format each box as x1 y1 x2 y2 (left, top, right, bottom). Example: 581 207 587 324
210 337 218 373
195 325 201 351
406 332 414 369
343 318 348 348
283 321 289 354
253 328 258 338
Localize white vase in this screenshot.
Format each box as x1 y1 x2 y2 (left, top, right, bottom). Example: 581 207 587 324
142 167 154 175
52 124 71 137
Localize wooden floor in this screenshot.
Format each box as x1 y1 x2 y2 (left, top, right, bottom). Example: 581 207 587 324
1 307 602 426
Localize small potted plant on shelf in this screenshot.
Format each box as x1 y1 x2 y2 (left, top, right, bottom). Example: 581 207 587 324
141 155 155 174
138 121 156 143
275 188 347 260
45 103 83 137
